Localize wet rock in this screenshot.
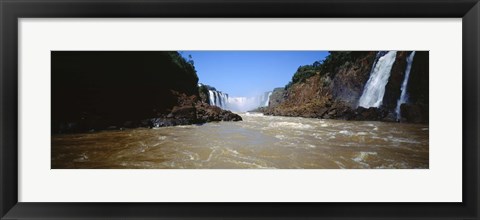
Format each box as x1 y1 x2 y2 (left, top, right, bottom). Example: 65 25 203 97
140 119 151 128
171 105 197 119
323 109 337 119
400 103 427 123
349 107 389 121
331 52 378 107
106 126 118 130
382 51 409 111
123 121 135 128
194 103 242 122
315 107 330 117
406 51 429 108
383 112 398 122
220 111 243 121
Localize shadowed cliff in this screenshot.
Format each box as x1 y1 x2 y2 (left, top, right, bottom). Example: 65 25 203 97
52 51 241 134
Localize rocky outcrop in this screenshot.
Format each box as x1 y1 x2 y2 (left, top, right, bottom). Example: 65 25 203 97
393 51 429 123
403 51 429 123
400 103 428 123
268 87 287 108
330 52 378 107
52 51 241 134
198 83 211 104
262 51 428 123
381 51 409 111
263 74 330 117
263 52 377 118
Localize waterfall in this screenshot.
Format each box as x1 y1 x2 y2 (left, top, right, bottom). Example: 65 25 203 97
220 93 229 108
395 51 416 119
208 90 215 106
208 90 228 108
264 91 273 107
217 92 222 107
358 51 397 108
206 88 272 112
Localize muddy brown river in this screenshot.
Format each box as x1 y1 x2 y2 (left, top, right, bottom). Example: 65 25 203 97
52 113 429 169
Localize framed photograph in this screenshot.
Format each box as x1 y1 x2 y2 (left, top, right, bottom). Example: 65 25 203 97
1 0 478 219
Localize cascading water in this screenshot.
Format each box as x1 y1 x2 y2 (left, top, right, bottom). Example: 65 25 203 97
395 51 416 119
217 92 222 107
358 51 398 108
264 91 273 107
208 90 229 109
206 88 272 112
208 90 215 105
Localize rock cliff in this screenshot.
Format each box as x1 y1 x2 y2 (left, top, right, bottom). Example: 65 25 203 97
263 51 428 123
52 51 241 134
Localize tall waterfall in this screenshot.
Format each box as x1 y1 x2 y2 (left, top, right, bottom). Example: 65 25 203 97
264 91 273 107
208 90 229 109
358 51 397 108
395 51 416 119
206 88 272 112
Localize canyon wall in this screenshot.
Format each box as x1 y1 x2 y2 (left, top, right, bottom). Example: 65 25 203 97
52 51 241 134
263 51 429 123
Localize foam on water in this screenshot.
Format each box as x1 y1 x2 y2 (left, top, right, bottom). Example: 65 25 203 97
339 130 353 135
352 152 378 167
245 112 265 117
52 113 429 169
269 122 314 130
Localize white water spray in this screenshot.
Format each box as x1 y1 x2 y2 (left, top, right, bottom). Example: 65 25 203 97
395 51 416 119
264 91 273 107
358 51 398 108
208 90 228 109
206 89 272 112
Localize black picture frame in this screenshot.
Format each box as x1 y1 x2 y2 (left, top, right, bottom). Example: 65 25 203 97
1 0 479 219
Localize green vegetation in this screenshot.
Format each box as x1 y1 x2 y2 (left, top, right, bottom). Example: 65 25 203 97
285 51 369 89
319 52 368 76
198 84 210 95
285 64 321 89
198 84 211 104
168 52 199 83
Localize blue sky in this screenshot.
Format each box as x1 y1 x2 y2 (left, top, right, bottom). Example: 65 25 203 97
180 51 329 97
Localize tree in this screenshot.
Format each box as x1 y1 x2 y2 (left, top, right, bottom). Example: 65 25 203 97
187 54 195 66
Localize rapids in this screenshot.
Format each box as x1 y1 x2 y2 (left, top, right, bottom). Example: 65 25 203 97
52 113 428 169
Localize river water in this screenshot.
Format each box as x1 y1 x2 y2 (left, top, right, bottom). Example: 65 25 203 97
52 113 429 169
